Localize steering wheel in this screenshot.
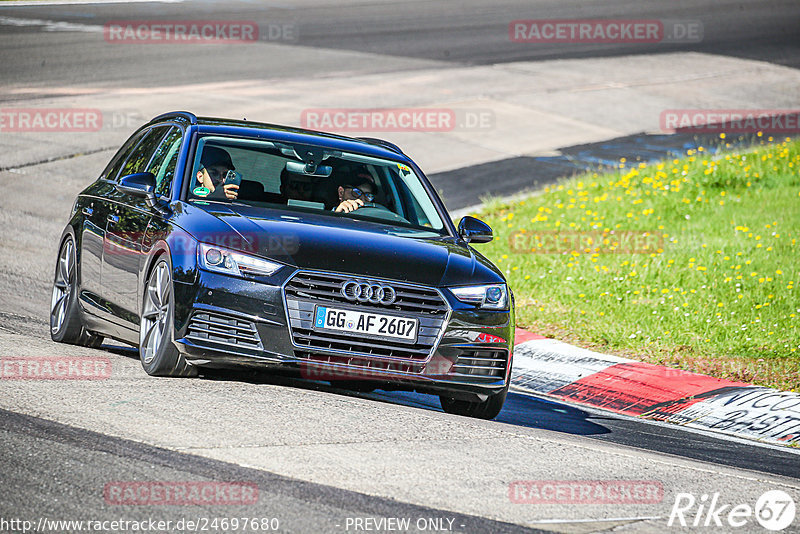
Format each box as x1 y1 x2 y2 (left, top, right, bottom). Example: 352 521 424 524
354 202 410 223
359 202 392 212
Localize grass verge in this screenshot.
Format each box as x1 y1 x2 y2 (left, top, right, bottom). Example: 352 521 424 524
473 135 800 391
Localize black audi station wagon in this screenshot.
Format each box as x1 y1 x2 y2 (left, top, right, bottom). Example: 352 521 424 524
50 111 514 419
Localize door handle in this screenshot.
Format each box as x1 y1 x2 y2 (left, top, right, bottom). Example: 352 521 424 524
82 207 94 216
107 214 120 224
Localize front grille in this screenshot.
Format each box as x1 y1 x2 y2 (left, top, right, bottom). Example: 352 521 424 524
285 271 449 315
451 350 508 379
186 311 263 351
284 271 449 365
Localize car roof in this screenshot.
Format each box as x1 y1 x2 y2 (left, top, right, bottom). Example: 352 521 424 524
148 111 410 163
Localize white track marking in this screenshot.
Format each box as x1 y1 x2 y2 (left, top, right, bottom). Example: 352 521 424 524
0 16 102 32
1 0 181 6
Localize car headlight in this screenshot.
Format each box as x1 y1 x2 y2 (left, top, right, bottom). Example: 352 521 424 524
198 243 283 277
450 284 508 310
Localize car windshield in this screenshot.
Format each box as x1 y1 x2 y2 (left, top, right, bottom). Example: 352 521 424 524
187 136 447 236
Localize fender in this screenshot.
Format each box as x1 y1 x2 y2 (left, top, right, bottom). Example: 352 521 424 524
58 210 83 300
139 220 199 334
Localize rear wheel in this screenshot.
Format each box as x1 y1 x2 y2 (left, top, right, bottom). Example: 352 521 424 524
50 236 103 347
439 384 508 420
139 258 196 377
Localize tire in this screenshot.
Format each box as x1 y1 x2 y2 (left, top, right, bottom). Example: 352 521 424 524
139 258 196 377
439 383 509 420
50 236 103 348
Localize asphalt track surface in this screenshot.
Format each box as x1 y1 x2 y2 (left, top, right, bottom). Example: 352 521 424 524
1 1 800 532
0 408 540 534
0 0 799 90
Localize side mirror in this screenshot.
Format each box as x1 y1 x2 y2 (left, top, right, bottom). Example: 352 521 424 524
458 216 493 244
116 172 163 212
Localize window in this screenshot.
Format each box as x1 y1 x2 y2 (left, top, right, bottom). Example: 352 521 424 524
98 129 147 182
116 126 170 180
145 127 183 197
187 136 446 235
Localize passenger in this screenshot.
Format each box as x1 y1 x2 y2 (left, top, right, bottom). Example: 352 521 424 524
195 146 239 200
334 172 376 213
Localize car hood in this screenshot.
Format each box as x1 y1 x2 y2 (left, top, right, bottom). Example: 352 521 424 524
179 202 504 288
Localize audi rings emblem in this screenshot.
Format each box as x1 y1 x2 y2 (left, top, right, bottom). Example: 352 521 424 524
341 280 397 305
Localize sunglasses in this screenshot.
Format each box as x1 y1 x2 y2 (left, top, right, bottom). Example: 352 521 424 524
346 186 374 202
204 166 231 185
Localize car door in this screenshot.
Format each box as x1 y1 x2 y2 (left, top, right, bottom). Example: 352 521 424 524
78 129 147 313
101 126 172 329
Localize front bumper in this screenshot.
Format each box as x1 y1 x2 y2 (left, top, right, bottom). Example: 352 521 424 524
172 268 514 399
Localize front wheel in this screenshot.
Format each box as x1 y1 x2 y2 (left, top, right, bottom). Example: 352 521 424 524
139 258 196 377
439 384 509 420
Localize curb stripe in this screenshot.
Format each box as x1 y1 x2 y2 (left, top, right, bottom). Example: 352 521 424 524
548 361 750 415
514 328 546 344
511 331 800 446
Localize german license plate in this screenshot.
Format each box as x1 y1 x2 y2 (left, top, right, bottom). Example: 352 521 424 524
314 306 418 341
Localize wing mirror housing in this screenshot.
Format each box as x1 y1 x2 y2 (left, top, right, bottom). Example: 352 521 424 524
116 172 168 214
458 216 493 244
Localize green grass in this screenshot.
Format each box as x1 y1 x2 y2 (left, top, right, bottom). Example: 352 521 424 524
472 135 800 391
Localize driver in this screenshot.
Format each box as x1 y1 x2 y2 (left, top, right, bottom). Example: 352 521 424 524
335 172 376 213
195 146 239 200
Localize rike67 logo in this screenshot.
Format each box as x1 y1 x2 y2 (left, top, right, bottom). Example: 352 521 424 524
668 490 796 531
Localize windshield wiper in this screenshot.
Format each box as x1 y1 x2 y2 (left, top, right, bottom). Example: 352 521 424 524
192 198 251 208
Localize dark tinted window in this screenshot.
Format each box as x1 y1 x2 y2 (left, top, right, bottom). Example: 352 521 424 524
145 127 183 197
117 126 170 180
98 129 146 181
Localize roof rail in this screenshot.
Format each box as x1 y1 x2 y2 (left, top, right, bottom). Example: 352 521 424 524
356 137 404 155
150 111 198 125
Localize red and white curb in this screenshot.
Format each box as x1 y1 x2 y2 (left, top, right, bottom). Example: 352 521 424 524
511 329 800 447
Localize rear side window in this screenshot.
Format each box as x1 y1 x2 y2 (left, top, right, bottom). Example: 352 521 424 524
117 126 170 179
98 129 146 181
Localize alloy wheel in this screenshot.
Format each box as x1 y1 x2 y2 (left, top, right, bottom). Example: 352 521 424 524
50 239 75 334
140 261 171 364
